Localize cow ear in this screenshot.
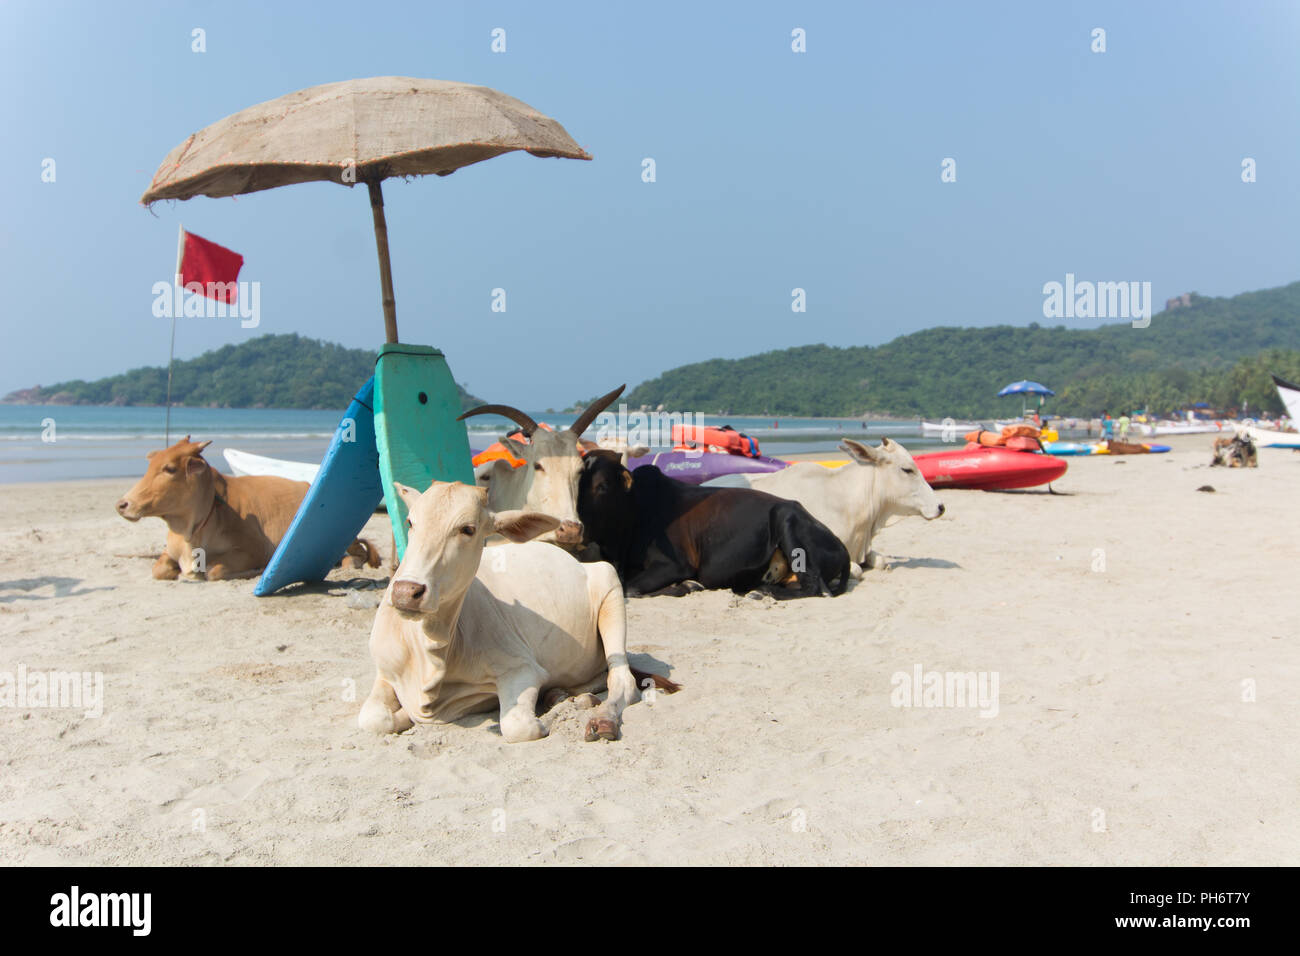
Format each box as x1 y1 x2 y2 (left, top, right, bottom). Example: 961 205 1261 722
622 469 634 490
146 450 158 460
185 456 208 477
499 437 528 460
393 482 421 507
839 439 882 465
585 448 622 466
491 510 561 543
626 445 650 459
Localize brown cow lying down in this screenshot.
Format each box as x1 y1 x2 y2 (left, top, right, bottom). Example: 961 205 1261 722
116 437 379 581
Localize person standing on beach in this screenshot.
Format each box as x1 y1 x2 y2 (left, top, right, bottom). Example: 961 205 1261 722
1101 411 1114 440
1117 413 1131 441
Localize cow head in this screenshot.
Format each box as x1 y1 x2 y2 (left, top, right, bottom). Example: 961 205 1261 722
387 481 559 618
116 436 216 523
839 437 945 520
458 385 625 550
577 450 637 563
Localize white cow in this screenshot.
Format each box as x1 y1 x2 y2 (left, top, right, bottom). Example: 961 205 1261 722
460 385 625 550
359 480 675 743
706 437 944 575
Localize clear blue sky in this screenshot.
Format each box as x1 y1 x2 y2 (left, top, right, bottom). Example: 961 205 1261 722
2 0 1297 408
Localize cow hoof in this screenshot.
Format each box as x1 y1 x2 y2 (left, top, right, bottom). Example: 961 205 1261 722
573 693 601 709
744 589 765 601
180 571 206 582
358 700 411 735
501 714 547 743
682 580 705 593
584 715 619 742
541 687 573 711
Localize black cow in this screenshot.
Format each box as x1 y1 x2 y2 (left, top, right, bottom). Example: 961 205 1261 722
578 454 850 599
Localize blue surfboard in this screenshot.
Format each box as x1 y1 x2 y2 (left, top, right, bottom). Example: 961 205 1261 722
254 377 385 596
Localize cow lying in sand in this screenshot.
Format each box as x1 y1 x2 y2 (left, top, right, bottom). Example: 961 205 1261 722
116 437 378 581
705 438 944 576
359 480 677 742
579 455 851 598
1212 434 1258 468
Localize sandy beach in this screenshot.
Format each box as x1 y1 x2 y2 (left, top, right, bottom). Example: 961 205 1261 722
1 434 1297 866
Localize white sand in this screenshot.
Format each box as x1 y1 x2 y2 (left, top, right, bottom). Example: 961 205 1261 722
1 435 1297 865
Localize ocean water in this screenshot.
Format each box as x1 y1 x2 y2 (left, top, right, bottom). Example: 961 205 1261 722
0 404 956 484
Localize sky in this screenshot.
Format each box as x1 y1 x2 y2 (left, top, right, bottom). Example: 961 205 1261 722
2 0 1297 408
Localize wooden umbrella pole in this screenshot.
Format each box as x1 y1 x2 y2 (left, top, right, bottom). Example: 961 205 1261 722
367 179 399 344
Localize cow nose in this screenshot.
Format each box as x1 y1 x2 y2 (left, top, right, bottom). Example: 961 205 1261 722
555 520 584 545
391 580 427 610
115 499 130 514
936 503 946 516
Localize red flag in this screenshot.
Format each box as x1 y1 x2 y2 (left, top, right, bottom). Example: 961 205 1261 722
178 230 244 303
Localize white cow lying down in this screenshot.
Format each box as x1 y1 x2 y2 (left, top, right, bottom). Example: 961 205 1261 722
705 437 944 576
359 480 677 743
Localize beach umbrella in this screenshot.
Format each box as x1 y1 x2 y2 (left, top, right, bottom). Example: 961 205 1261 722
997 380 1054 419
139 76 593 572
997 380 1055 397
140 75 592 344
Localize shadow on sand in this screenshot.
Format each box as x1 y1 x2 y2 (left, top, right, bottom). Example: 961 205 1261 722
0 577 116 603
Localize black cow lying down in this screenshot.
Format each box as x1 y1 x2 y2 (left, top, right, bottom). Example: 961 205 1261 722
578 454 850 599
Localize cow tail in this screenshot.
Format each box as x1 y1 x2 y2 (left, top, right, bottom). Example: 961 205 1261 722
630 667 681 694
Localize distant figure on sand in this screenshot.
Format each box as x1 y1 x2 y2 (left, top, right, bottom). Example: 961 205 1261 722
1102 411 1114 440
1118 414 1131 441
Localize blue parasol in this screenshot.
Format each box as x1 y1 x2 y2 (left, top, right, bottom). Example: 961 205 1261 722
998 380 1055 397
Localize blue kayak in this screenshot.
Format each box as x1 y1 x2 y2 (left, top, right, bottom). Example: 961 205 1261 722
1041 441 1092 456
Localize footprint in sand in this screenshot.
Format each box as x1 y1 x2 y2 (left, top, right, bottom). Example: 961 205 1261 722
544 836 636 865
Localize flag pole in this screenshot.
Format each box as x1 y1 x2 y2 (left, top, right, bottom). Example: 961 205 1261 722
166 224 184 444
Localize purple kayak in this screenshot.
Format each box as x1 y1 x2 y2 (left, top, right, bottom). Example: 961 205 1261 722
470 448 790 485
623 450 789 484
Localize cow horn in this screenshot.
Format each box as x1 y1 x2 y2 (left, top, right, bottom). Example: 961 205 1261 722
569 385 626 438
457 404 539 437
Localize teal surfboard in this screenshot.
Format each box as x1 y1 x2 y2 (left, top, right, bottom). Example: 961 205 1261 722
374 344 475 561
254 377 385 596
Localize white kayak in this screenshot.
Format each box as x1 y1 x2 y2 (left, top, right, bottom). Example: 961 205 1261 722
223 448 320 484
1237 425 1300 449
921 419 989 435
1136 419 1229 436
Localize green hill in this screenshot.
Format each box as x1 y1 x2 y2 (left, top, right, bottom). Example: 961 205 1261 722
625 282 1300 417
3 334 484 411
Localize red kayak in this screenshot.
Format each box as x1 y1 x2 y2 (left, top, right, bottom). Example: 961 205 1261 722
913 446 1067 490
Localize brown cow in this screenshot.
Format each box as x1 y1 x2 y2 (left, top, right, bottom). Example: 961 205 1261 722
116 437 378 581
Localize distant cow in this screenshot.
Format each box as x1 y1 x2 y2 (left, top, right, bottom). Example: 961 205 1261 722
706 438 944 574
1212 434 1258 468
116 437 378 580
459 385 625 551
579 455 850 598
359 480 677 742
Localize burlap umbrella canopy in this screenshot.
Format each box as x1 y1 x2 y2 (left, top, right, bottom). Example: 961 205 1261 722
140 76 591 343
